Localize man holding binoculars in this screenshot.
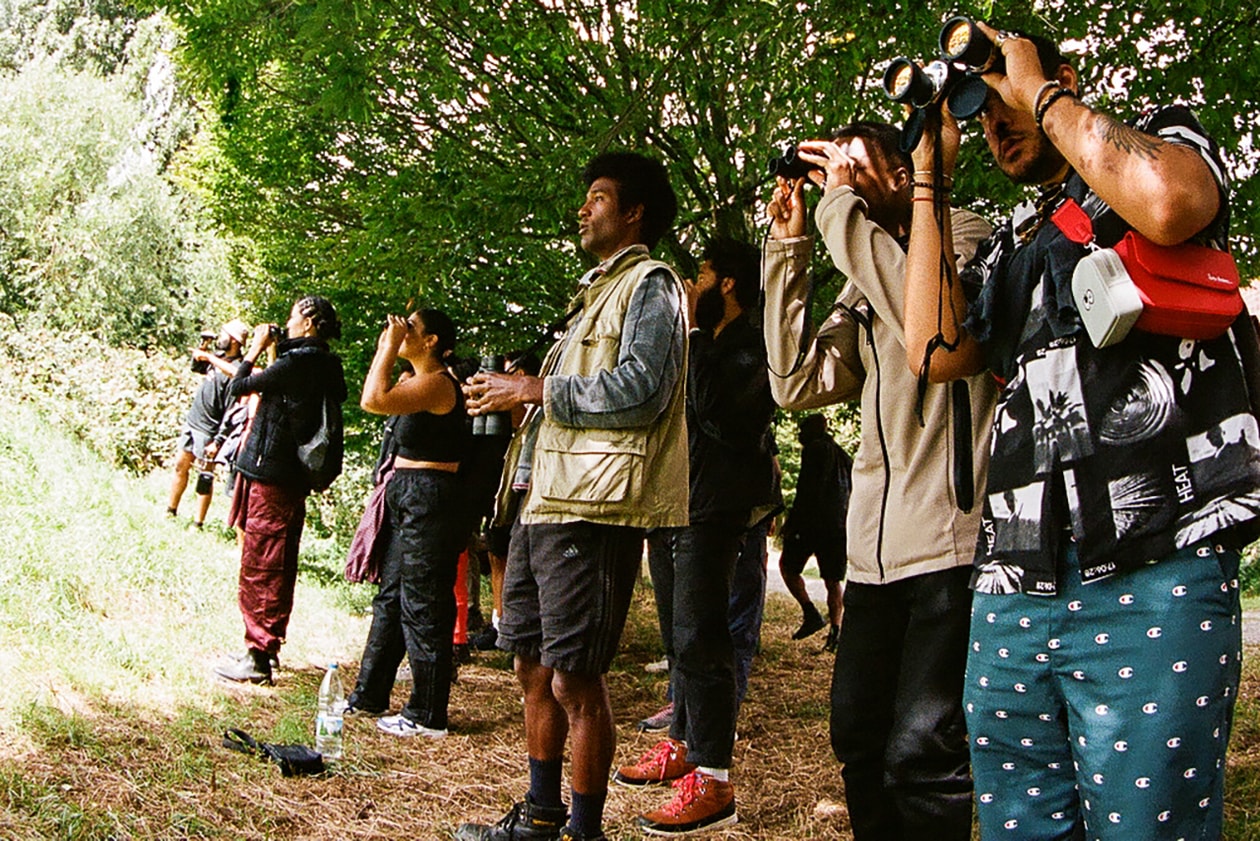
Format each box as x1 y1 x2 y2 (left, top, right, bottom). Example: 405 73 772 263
903 19 1255 841
762 119 995 839
166 319 249 529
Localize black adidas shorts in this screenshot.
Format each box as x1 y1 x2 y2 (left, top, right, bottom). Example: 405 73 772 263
498 520 644 676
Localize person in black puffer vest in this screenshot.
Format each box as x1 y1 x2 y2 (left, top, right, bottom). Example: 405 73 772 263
215 295 347 685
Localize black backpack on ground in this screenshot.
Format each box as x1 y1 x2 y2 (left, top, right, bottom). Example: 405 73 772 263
222 728 326 776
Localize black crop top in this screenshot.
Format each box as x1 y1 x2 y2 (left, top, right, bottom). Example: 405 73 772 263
393 373 471 463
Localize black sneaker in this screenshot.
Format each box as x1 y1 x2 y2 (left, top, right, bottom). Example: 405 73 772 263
454 643 472 665
454 796 568 840
344 693 387 716
821 624 840 653
471 625 499 652
791 607 826 640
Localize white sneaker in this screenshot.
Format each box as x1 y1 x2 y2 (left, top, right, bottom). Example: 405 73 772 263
644 658 669 673
375 714 447 739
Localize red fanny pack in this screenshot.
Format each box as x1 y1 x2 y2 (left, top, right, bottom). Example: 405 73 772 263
1113 231 1242 338
1055 198 1242 346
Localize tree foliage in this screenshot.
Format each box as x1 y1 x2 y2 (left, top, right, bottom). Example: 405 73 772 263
0 1 238 348
144 0 1260 375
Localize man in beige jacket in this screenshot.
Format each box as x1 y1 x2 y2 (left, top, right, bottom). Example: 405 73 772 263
762 121 995 840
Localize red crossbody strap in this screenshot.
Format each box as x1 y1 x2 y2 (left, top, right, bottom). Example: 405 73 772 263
1050 198 1095 245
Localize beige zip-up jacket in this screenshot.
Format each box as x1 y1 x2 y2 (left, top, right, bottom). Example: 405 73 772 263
763 186 997 584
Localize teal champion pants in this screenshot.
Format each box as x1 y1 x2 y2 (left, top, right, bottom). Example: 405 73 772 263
966 540 1242 841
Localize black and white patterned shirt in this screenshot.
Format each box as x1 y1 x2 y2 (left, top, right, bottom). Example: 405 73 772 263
962 105 1260 595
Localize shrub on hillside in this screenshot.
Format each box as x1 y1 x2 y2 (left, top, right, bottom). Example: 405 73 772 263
0 326 376 543
1243 545 1260 598
0 327 189 474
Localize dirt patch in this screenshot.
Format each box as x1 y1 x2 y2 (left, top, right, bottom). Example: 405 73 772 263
1244 612 1260 646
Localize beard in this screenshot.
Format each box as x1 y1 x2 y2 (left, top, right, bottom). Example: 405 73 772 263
695 285 726 332
996 130 1069 186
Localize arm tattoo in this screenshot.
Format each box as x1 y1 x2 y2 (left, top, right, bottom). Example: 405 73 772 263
1095 113 1163 161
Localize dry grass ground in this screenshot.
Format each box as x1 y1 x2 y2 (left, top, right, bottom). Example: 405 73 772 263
0 585 859 840
0 393 1257 840
2 579 1259 840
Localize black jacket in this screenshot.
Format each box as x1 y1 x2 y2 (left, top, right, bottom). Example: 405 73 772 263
229 337 347 490
782 429 851 541
686 315 778 524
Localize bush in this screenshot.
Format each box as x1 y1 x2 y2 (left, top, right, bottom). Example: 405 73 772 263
0 325 376 544
0 326 190 474
1243 543 1260 597
0 19 236 350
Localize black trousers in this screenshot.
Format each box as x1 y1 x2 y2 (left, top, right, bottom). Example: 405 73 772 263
829 566 974 841
648 511 746 769
352 469 463 728
728 522 768 706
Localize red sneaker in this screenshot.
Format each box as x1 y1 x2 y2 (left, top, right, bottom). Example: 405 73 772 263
613 738 695 787
638 770 737 835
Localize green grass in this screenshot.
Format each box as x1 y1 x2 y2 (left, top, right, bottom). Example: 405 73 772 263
0 395 379 838
0 398 372 727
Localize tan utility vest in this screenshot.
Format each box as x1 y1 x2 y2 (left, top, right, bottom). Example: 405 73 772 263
516 251 689 528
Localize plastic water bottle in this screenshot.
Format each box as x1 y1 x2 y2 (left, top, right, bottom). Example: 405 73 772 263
315 663 344 760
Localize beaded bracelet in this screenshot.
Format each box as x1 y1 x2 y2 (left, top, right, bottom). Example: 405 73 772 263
912 181 948 192
1036 87 1076 130
1031 80 1062 117
913 171 954 187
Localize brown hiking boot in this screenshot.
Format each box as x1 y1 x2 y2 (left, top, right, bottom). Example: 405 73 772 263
638 770 737 835
613 738 695 787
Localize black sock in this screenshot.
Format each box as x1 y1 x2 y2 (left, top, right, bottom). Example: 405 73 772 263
528 757 563 809
570 789 606 837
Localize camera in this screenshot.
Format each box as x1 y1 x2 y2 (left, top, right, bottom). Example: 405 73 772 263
472 355 513 437
195 461 215 494
883 15 996 151
268 324 284 343
767 143 818 180
191 331 217 374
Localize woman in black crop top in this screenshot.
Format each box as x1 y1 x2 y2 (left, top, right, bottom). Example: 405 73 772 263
349 307 470 737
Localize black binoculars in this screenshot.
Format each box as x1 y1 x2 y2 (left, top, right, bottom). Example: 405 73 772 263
767 143 817 180
191 331 217 374
883 16 999 151
472 354 513 437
